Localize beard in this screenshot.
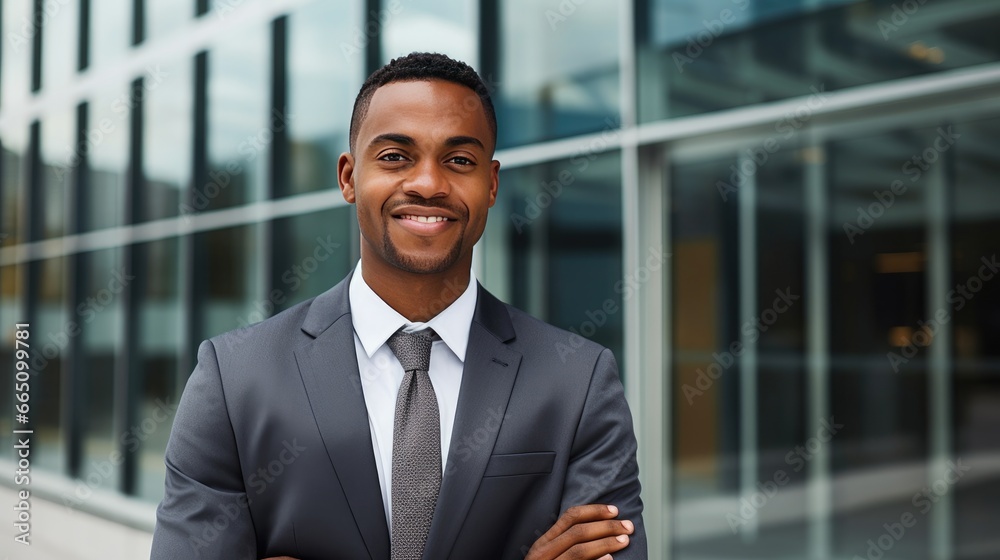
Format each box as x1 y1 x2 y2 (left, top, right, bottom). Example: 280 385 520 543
380 219 466 274
373 196 470 274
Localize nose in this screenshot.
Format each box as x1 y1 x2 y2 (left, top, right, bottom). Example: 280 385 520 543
403 158 450 199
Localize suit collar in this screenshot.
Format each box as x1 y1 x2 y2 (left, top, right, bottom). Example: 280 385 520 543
348 260 480 362
301 266 516 346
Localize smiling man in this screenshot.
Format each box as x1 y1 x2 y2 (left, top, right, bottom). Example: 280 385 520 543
151 52 645 560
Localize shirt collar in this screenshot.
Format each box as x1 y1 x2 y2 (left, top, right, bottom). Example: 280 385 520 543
348 259 479 362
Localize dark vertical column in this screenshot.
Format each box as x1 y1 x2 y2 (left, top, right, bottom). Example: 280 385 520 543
264 16 288 315
182 50 208 391
119 75 145 496
133 0 144 45
65 100 88 479
31 0 42 93
79 0 90 70
365 0 381 74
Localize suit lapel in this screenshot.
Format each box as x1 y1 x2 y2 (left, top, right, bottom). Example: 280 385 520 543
294 274 391 560
422 286 522 560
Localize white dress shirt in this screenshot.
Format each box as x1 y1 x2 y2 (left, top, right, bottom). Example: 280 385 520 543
348 260 478 530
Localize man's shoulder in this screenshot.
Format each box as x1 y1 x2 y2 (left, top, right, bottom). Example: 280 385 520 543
207 296 318 356
494 297 609 367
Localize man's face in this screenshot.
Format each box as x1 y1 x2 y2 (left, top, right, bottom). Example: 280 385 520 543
338 80 499 276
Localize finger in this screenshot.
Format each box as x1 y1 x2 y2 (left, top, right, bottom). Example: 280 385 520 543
536 504 621 547
546 518 633 557
556 533 631 560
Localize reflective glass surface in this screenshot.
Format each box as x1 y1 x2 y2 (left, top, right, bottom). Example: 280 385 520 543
485 151 624 366
1 0 32 109
41 0 80 92
84 91 129 231
33 257 67 472
381 0 477 64
40 111 75 240
193 224 263 342
271 207 354 314
89 0 132 70
496 0 619 148
133 237 183 501
637 0 1000 122
142 57 193 222
78 248 125 493
283 2 362 197
204 26 269 211
145 0 192 41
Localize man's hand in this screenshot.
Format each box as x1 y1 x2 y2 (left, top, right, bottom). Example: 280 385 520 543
525 504 634 560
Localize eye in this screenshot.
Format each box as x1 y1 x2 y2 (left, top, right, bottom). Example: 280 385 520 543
449 156 475 166
379 152 407 162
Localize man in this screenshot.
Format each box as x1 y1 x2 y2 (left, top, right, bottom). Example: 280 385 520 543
151 52 645 560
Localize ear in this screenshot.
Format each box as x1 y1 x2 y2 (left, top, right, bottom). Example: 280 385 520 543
487 159 500 208
338 152 356 203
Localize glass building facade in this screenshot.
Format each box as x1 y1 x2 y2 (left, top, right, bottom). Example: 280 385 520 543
1 0 999 558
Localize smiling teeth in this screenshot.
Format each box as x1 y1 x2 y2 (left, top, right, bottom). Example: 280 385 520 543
402 215 448 223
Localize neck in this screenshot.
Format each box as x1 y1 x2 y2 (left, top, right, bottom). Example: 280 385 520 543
360 252 472 323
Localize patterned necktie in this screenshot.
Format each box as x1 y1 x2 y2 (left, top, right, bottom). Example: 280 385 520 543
385 328 441 560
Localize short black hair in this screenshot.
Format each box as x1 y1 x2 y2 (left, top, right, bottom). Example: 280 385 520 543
348 52 497 153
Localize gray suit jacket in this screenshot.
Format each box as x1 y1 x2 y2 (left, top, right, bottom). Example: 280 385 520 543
151 271 646 559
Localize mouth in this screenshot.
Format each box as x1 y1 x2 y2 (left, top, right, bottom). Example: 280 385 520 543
395 214 454 224
390 208 459 236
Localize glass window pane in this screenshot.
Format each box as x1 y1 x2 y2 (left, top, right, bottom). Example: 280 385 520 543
283 2 362 198
951 116 1000 558
194 224 263 341
0 263 26 456
41 0 80 92
203 27 270 212
1 1 33 109
134 237 182 502
637 0 1000 122
497 0 619 148
78 248 125 492
2 126 28 246
40 111 75 240
33 257 68 472
84 91 129 231
669 147 810 557
485 151 623 363
670 155 743 552
143 58 192 222
271 207 353 315
145 0 192 41
89 0 132 70
827 128 939 558
382 0 477 64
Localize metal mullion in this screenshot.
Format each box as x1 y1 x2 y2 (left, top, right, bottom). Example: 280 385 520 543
927 123 954 560
804 137 831 560
118 75 145 496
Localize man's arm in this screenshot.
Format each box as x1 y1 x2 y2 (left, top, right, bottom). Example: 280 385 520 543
550 347 646 559
151 340 257 560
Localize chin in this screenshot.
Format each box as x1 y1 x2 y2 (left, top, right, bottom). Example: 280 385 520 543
384 244 464 275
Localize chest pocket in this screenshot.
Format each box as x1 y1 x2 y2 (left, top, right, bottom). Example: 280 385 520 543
483 451 556 477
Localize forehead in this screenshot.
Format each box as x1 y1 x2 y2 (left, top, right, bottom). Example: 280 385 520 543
361 80 492 146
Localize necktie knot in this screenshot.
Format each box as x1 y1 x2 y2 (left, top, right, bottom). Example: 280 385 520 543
386 328 438 373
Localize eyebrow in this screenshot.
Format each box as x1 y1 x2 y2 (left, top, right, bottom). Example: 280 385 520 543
367 133 486 152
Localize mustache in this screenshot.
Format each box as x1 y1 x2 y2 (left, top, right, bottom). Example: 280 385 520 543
385 198 468 220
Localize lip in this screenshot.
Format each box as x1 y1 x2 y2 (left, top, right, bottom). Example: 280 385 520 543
391 213 456 236
389 205 459 221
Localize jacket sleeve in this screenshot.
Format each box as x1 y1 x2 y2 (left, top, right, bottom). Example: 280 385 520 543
150 340 257 559
559 348 647 559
